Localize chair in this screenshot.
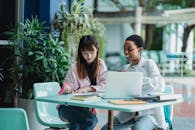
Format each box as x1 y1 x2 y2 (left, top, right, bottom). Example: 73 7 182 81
0 108 30 130
33 82 69 129
164 85 174 130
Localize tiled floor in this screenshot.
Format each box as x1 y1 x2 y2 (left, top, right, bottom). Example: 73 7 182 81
172 83 195 130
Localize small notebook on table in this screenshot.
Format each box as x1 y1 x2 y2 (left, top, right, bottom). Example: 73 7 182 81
108 99 147 105
71 94 100 101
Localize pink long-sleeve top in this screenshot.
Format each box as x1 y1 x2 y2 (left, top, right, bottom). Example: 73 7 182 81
64 58 107 92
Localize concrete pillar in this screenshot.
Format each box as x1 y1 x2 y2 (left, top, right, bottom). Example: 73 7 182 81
16 0 24 23
135 6 142 35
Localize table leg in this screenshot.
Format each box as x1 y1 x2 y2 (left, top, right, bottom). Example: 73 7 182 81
108 110 113 130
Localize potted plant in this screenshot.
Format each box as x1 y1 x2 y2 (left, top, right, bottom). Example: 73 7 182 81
53 0 106 63
4 17 70 129
7 17 70 100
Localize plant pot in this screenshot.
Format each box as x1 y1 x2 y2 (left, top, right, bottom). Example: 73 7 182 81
17 98 47 130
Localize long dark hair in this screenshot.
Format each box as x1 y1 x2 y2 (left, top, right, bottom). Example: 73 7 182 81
77 35 99 80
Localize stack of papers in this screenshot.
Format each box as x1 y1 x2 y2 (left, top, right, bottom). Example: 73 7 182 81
135 94 182 102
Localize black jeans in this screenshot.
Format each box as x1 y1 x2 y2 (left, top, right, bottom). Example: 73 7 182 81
58 105 98 130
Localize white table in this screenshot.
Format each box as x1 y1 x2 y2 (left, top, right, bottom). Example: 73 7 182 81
36 94 182 130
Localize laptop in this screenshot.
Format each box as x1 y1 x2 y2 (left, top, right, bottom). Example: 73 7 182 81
102 71 143 99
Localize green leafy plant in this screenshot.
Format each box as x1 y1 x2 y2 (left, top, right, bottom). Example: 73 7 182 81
7 17 70 99
53 0 106 62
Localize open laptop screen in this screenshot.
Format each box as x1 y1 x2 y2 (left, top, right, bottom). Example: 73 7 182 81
102 71 143 99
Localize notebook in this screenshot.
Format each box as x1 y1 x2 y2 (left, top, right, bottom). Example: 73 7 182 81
71 94 100 101
108 99 147 105
102 71 143 99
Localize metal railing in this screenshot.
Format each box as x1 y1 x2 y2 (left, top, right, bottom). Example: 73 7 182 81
143 51 195 77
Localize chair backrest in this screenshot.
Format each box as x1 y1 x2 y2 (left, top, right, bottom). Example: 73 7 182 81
34 82 60 116
0 108 30 130
33 82 69 128
164 85 174 130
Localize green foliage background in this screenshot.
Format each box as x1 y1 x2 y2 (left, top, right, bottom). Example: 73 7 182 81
7 17 70 98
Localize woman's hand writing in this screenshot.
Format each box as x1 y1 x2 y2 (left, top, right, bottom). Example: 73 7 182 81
75 87 94 93
63 85 72 94
58 82 72 94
